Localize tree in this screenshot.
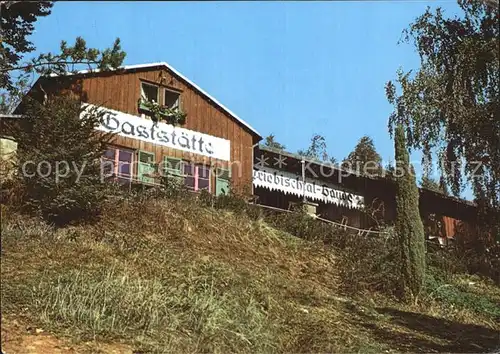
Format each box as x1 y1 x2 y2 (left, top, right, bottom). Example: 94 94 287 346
420 175 449 195
10 96 115 225
420 154 449 194
1 1 127 224
385 0 499 239
2 36 126 113
343 135 382 176
384 159 396 179
1 3 126 113
0 77 29 113
264 134 286 151
298 134 336 164
0 1 53 91
394 125 426 300
483 0 498 9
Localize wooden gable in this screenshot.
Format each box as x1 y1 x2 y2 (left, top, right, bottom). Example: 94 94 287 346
21 65 260 193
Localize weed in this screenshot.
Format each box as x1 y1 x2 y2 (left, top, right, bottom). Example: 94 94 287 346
2 195 499 353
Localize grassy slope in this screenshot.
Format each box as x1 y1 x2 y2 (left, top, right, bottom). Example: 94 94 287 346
1 197 499 353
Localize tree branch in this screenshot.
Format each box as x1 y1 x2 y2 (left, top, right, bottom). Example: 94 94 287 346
1 60 105 74
484 0 499 9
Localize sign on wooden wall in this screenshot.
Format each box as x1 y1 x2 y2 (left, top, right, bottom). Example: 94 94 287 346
82 104 231 161
253 167 364 209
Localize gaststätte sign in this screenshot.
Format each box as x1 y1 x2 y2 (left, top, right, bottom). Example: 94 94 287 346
253 167 364 209
81 104 231 161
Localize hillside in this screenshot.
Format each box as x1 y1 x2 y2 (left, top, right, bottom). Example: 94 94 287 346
1 194 499 353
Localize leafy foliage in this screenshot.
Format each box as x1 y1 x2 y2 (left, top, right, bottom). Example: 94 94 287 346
137 99 186 125
2 30 126 112
0 77 30 113
26 36 126 76
342 135 382 176
264 134 286 151
424 269 500 318
385 0 499 238
1 4 127 222
8 96 115 225
297 134 336 164
394 125 426 300
0 1 53 91
421 175 449 195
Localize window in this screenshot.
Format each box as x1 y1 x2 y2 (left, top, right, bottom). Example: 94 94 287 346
164 88 180 111
101 146 134 185
215 167 231 196
184 164 195 190
163 156 184 184
139 82 183 122
137 151 156 184
141 81 180 108
198 165 210 191
141 82 159 103
183 163 211 192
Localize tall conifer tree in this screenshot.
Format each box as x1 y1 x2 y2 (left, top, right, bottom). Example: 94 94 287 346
394 124 426 299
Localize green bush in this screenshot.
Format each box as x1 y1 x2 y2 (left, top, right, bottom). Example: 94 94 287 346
424 269 500 318
190 191 401 297
252 208 401 297
10 96 115 226
426 233 500 285
426 247 469 281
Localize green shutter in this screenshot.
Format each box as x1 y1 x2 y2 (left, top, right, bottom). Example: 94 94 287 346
215 167 231 196
163 156 184 184
138 151 156 184
164 156 183 175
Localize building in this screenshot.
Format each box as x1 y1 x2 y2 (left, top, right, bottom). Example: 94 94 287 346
17 62 262 195
252 144 479 240
253 145 369 226
10 61 482 240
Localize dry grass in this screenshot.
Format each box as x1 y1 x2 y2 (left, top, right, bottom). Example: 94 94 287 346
1 197 499 353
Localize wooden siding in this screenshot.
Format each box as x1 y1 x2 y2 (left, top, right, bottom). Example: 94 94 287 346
443 216 460 238
252 147 370 228
39 68 257 193
252 146 481 234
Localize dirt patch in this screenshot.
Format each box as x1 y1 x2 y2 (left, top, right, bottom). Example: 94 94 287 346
1 315 134 354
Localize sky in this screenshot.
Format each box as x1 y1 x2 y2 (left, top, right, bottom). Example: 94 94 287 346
27 0 470 198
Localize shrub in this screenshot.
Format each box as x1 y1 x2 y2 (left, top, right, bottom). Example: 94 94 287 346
335 233 400 296
426 247 468 281
426 229 500 285
10 96 115 225
424 269 500 318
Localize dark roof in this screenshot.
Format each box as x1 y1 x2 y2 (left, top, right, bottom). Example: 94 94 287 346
257 144 477 209
258 144 387 180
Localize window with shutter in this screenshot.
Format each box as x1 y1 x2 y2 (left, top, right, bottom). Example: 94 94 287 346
215 167 231 196
101 146 134 186
137 151 156 184
141 82 159 104
198 165 210 191
184 163 195 190
163 156 184 184
164 88 180 111
183 163 211 192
